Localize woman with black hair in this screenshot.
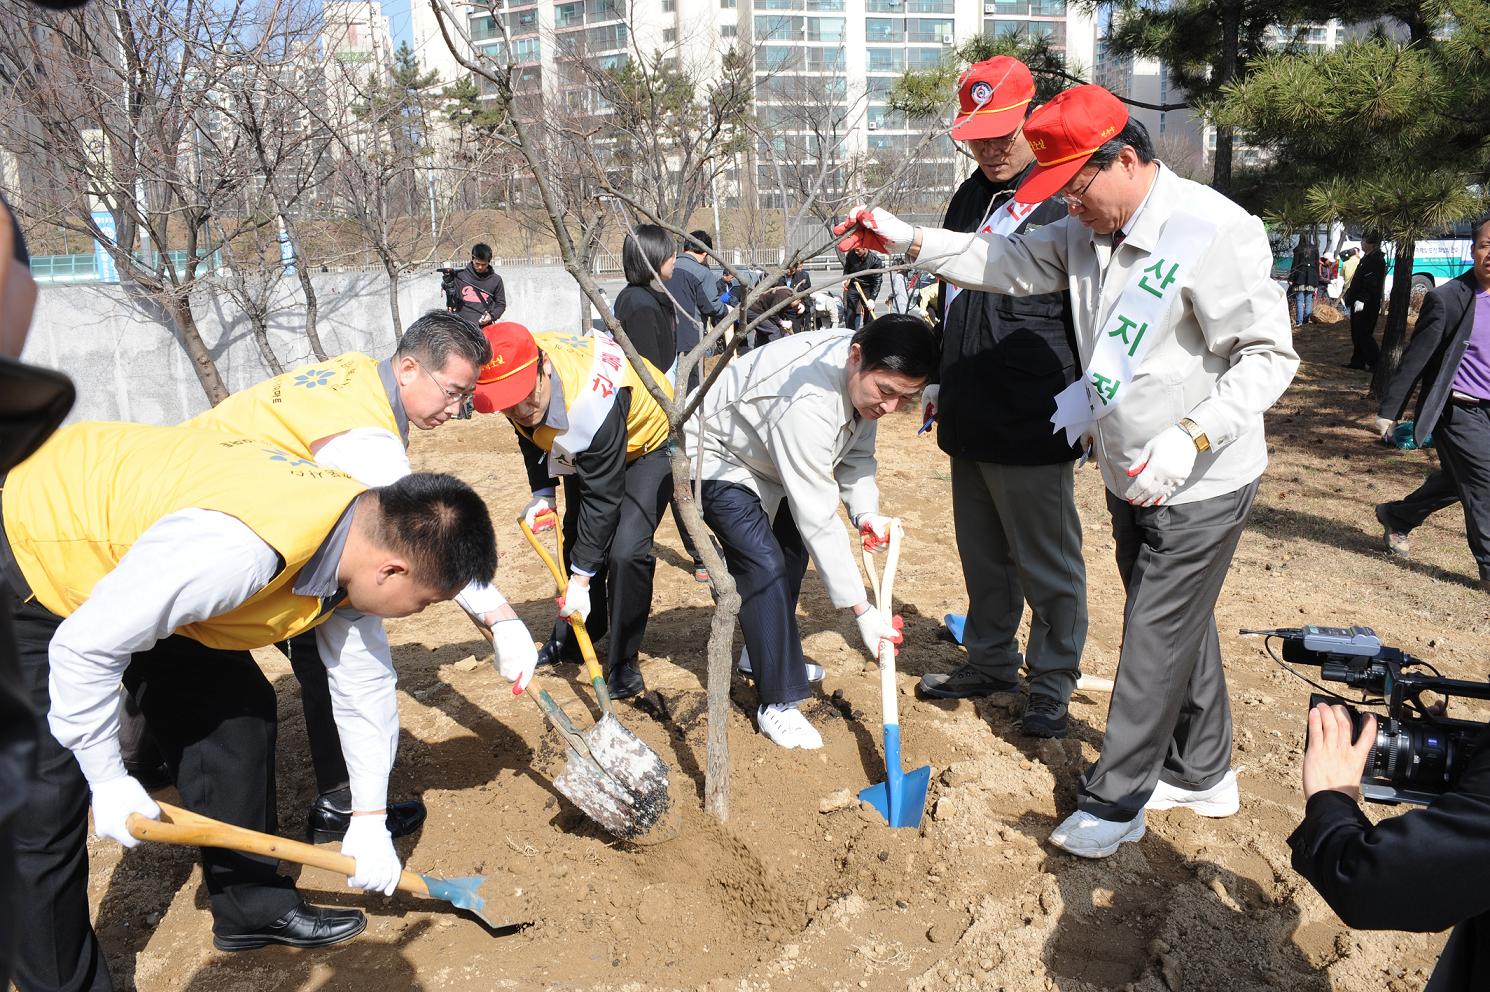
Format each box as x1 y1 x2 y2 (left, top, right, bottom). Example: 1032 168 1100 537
685 316 938 750
614 224 678 372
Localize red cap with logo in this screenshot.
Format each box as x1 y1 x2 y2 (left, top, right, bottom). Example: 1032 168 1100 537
473 322 541 414
1013 84 1129 204
950 56 1035 141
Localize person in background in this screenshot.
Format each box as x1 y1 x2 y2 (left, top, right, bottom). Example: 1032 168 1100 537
784 261 814 334
1344 234 1386 370
614 225 678 373
1289 236 1320 327
842 245 882 332
673 230 728 340
447 243 506 330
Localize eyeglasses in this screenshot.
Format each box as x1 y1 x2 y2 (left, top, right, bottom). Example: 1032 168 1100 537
1056 165 1103 208
415 360 476 404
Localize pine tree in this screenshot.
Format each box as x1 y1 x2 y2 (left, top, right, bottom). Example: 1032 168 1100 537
890 34 1076 120
1217 0 1489 393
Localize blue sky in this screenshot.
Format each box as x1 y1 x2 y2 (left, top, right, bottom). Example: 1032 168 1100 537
384 0 414 48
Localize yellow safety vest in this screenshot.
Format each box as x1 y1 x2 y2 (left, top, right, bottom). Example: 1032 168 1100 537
519 332 672 462
185 352 401 459
2 422 367 650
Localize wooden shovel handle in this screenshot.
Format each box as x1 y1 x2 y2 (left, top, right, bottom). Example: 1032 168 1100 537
519 516 612 715
126 801 432 898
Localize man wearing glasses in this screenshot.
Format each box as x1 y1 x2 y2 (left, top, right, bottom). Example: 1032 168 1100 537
914 57 1088 745
161 311 540 843
838 84 1297 858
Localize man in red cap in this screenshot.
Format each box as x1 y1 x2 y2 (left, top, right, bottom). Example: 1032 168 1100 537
913 56 1088 745
474 323 673 699
837 84 1298 858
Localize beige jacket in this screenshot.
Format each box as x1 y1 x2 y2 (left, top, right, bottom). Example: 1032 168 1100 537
917 163 1298 504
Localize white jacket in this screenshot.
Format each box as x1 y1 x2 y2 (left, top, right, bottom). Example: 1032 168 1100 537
686 331 878 608
917 163 1299 503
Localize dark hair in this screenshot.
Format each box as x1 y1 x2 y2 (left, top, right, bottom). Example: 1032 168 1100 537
368 472 497 593
1470 214 1490 242
622 224 674 286
851 314 939 381
471 243 493 263
1088 118 1155 170
686 229 713 252
396 310 491 369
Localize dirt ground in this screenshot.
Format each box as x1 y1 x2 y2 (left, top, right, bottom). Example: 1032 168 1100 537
70 311 1490 992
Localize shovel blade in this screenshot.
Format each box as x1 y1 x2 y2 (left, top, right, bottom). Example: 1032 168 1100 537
554 713 670 840
420 873 493 924
860 723 930 828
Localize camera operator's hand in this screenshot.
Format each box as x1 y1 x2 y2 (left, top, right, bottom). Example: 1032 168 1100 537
1302 702 1375 802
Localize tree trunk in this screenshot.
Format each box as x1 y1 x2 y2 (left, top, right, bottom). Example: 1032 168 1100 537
281 211 327 361
167 294 231 404
1211 0 1242 194
1371 238 1417 398
385 262 403 342
249 313 284 376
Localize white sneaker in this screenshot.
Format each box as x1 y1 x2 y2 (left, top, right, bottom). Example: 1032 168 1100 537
738 647 824 683
1048 810 1146 858
1144 769 1239 818
756 704 823 750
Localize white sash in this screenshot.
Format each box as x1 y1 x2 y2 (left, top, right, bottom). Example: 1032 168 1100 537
1050 211 1218 447
549 333 626 475
943 195 1040 311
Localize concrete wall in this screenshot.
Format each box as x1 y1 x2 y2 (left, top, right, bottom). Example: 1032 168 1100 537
20 266 614 425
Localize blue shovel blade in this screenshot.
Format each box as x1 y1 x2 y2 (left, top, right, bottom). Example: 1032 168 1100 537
859 725 931 828
421 873 492 924
943 613 967 645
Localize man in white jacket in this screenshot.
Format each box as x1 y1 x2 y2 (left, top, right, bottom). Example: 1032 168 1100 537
686 317 936 748
838 84 1298 856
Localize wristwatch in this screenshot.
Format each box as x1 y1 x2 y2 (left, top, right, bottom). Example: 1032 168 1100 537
1177 417 1211 453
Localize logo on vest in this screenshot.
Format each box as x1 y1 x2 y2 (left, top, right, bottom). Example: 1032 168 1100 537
292 369 336 390
263 448 348 479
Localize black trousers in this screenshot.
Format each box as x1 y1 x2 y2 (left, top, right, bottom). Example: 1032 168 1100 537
277 630 348 797
701 481 812 707
1380 468 1459 534
1348 305 1381 368
8 588 300 992
550 448 672 694
1434 402 1490 580
0 603 35 991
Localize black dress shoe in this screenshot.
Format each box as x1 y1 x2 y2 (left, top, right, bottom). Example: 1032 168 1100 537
307 792 427 844
213 902 366 952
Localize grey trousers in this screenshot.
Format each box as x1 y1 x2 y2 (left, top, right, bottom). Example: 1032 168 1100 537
951 458 1087 702
1078 480 1258 822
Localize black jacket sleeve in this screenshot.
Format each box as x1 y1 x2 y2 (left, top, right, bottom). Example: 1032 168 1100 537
1379 287 1449 420
490 275 506 321
517 430 557 494
1288 728 1490 934
615 286 676 371
566 390 631 575
1348 254 1387 305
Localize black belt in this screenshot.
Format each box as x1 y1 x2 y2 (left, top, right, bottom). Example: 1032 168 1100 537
1450 392 1490 408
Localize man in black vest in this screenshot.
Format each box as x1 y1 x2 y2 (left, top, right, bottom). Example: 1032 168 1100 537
1344 234 1386 370
914 57 1087 738
1376 214 1490 589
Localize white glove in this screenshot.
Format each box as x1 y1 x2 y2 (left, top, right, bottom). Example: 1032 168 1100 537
522 493 556 530
491 617 539 691
1374 416 1395 442
559 575 591 622
837 206 915 254
856 513 893 552
342 813 401 896
89 774 161 848
1352 300 1364 313
854 606 904 660
920 384 939 424
1123 425 1199 507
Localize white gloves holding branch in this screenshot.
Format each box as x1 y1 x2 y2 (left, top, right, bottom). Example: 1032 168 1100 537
89 774 160 848
1123 425 1198 506
342 813 401 896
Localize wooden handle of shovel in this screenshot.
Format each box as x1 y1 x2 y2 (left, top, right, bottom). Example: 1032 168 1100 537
126 801 434 899
519 515 612 715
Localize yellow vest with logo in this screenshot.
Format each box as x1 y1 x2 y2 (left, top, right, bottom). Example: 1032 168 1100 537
184 352 400 460
3 422 367 650
520 333 672 462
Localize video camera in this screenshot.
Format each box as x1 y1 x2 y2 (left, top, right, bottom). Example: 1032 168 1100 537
1244 624 1490 807
437 266 462 309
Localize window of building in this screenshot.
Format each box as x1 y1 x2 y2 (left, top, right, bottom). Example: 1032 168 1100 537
867 48 905 72
555 1 583 26
806 0 845 10
755 44 795 70
986 18 1027 38
663 27 676 40
721 0 737 9
866 0 904 12
906 16 953 41
469 14 499 40
906 0 953 12
721 23 737 36
585 0 622 19
755 14 803 38
662 0 676 9
806 16 845 41
990 0 1027 13
1030 0 1065 14
804 48 846 70
588 21 627 48
513 36 541 61
907 46 942 67
516 8 539 30
1027 19 1064 44
864 77 895 102
866 17 902 41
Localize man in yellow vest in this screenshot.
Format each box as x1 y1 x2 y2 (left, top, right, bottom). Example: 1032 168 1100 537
472 323 672 699
171 310 538 845
0 422 497 991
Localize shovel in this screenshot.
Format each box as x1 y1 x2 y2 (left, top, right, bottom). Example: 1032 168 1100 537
126 802 504 930
502 512 671 840
858 519 932 828
521 512 613 715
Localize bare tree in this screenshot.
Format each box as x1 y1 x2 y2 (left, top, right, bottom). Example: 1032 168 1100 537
0 0 323 403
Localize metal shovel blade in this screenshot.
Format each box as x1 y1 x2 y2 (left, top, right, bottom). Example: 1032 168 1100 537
551 710 671 840
420 873 494 926
859 724 931 828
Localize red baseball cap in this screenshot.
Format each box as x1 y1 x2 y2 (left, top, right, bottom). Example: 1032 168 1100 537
950 56 1035 141
472 322 541 414
1013 84 1130 204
